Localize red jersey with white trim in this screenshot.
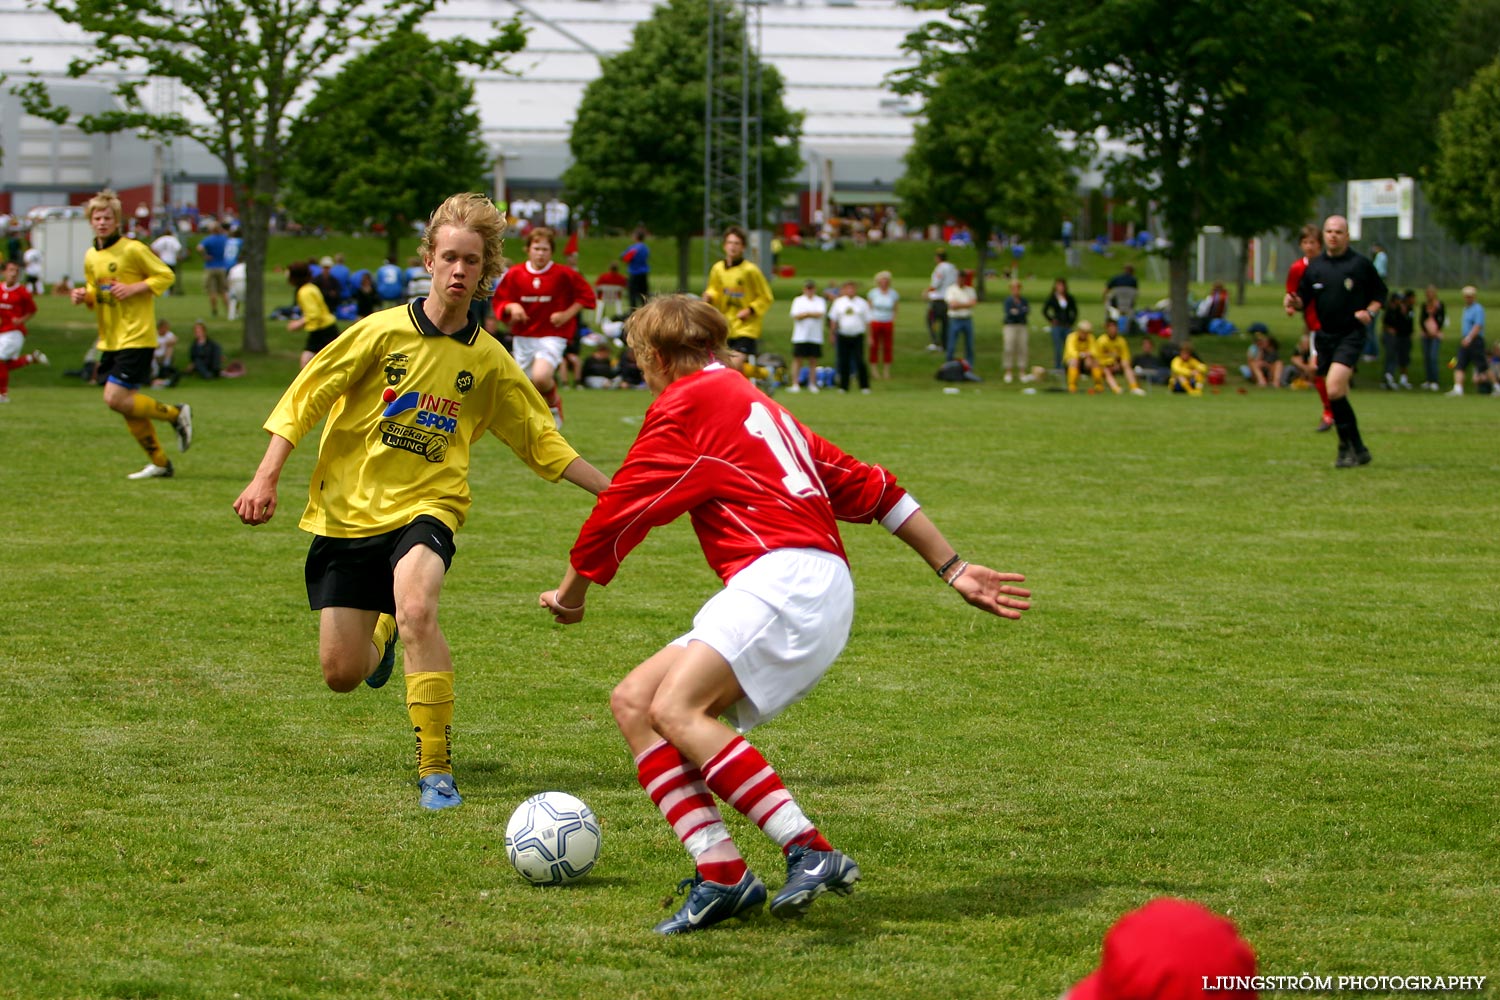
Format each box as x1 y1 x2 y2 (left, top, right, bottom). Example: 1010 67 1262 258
491 261 596 341
569 364 910 586
0 282 38 334
1287 257 1321 332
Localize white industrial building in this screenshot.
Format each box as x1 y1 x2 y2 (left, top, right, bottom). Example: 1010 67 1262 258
0 0 939 219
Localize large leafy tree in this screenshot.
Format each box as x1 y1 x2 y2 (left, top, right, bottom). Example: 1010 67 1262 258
282 31 493 263
890 2 1078 300
1428 55 1500 256
1025 0 1435 342
564 0 802 292
14 1 522 353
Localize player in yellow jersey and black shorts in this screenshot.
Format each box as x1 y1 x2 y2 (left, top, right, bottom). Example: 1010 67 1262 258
703 226 773 378
234 193 610 811
287 260 341 367
70 189 192 479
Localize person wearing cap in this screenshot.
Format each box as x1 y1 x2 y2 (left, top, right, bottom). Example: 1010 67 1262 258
1448 285 1488 396
1286 215 1386 468
787 278 827 393
1065 897 1258 1000
1063 319 1101 393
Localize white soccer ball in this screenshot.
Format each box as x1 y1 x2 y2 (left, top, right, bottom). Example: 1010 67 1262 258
504 791 601 886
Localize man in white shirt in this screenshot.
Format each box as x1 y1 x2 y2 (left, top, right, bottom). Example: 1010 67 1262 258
788 279 827 393
925 250 958 351
151 230 184 296
830 280 873 393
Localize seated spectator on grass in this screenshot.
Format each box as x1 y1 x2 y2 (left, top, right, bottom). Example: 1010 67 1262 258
1092 318 1146 395
1191 281 1229 335
1242 323 1282 387
1063 319 1103 394
1170 341 1209 395
189 320 224 379
1064 897 1257 1000
151 319 180 387
1134 336 1171 385
617 343 645 388
579 334 618 389
1287 333 1317 387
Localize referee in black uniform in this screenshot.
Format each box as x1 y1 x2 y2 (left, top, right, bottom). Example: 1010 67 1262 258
1286 215 1387 468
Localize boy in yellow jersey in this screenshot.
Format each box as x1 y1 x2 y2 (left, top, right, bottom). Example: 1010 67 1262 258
233 194 610 811
703 226 773 376
1062 319 1104 393
1092 318 1147 395
1170 341 1210 395
69 189 192 479
286 260 341 367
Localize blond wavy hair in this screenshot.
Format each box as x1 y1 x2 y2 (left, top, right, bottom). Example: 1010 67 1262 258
85 189 123 231
419 193 506 298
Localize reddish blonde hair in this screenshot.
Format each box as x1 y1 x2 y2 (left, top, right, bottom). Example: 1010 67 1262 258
624 295 731 381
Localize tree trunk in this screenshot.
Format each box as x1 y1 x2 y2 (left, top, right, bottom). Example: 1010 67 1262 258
239 195 272 354
974 242 991 300
386 222 401 265
1236 236 1250 306
1169 249 1192 346
676 233 692 293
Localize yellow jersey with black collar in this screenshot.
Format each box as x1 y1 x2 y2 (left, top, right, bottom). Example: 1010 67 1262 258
1093 332 1132 367
705 257 774 341
83 234 175 350
265 299 580 538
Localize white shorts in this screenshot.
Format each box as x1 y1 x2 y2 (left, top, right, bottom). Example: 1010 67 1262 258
0 331 25 362
673 548 854 733
512 335 568 374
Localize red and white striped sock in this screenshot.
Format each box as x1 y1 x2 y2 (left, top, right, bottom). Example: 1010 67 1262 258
636 740 745 885
703 735 832 855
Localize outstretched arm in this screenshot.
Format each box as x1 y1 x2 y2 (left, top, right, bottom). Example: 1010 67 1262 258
540 565 591 625
893 509 1030 619
560 456 610 496
233 433 295 525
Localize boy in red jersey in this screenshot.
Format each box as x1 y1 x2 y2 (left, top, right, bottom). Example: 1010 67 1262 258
1285 223 1334 431
491 227 595 429
0 259 47 402
540 296 1030 934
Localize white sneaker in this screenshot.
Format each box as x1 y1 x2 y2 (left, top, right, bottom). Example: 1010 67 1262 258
860 387 872 394
173 403 193 452
0 393 9 403
925 343 941 352
1447 386 1464 396
787 384 801 393
1003 372 1014 383
28 350 48 366
808 384 819 394
1131 387 1147 396
127 461 174 479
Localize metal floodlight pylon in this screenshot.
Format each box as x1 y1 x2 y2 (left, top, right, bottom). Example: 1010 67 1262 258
703 0 765 281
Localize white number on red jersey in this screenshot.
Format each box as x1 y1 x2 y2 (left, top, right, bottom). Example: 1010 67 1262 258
743 401 827 499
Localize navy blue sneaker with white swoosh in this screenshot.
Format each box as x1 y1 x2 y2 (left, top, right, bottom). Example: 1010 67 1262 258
653 870 766 935
770 846 861 919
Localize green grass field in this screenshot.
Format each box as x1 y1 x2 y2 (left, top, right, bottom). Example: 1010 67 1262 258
2 252 1496 999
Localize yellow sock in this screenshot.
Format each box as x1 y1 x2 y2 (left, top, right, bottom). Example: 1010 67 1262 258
124 416 170 466
130 392 180 423
372 613 397 658
406 671 454 779
1067 367 1078 392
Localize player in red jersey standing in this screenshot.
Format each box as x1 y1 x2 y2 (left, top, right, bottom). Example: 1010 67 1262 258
1285 223 1335 432
540 296 1031 934
0 259 47 402
491 227 595 429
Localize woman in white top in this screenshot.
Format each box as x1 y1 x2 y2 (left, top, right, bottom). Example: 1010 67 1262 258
867 270 900 381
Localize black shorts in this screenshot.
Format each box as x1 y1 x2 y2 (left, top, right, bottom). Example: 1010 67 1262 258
792 343 823 359
1455 337 1489 372
305 515 456 613
96 347 155 389
1314 329 1365 376
304 324 341 355
727 336 759 357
